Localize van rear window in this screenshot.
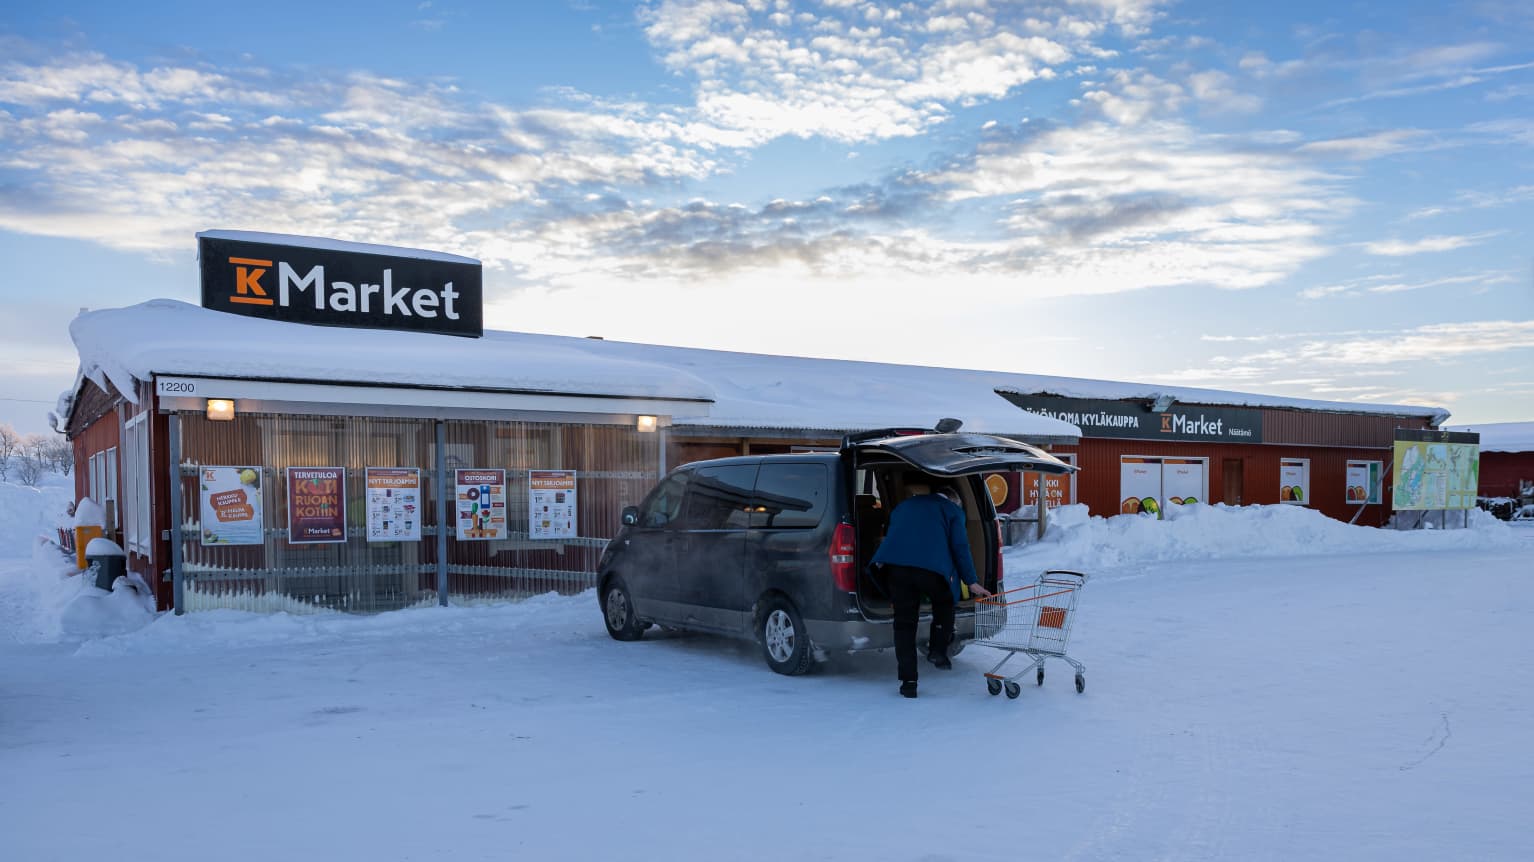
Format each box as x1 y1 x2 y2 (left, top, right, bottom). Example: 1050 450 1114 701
751 463 828 529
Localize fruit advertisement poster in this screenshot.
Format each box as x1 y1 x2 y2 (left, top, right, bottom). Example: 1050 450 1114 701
1119 457 1163 518
286 467 347 544
1346 461 1382 505
1279 459 1308 505
455 468 506 541
528 470 577 540
198 466 264 546
1162 458 1205 507
365 467 422 543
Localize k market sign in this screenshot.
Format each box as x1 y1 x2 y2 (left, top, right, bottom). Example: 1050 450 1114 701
1002 394 1264 444
198 232 483 338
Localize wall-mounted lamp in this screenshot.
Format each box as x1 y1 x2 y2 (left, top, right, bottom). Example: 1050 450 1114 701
636 415 658 433
206 399 235 421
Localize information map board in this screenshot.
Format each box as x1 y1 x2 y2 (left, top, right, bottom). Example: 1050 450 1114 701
1392 429 1479 510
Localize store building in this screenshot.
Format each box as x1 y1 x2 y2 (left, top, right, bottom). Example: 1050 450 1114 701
63 232 1461 615
996 386 1448 526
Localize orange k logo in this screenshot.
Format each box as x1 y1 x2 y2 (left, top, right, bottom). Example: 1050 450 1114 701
1161 415 1172 432
229 257 274 306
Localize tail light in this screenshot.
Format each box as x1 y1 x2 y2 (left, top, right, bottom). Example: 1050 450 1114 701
831 522 857 591
993 519 1004 591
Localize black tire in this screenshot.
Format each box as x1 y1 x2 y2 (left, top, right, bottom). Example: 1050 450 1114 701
1004 681 1021 699
987 678 1002 696
602 576 645 641
1075 674 1086 694
759 597 814 675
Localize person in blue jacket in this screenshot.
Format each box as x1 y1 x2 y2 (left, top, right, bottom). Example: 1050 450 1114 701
870 484 992 698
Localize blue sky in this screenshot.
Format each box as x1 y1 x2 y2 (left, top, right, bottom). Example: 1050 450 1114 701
1 0 1531 436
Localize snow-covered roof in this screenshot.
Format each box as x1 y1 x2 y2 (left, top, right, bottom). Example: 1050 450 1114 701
995 377 1448 423
196 230 480 265
1445 422 1534 453
70 300 712 405
66 300 1083 439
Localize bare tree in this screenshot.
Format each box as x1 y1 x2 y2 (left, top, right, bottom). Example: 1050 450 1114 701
0 423 19 481
15 434 47 487
42 435 73 475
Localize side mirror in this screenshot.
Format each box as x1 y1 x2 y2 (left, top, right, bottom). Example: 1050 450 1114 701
621 506 639 526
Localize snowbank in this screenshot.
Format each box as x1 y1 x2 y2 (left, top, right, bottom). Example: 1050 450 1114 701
0 542 155 643
0 479 74 559
1008 502 1523 574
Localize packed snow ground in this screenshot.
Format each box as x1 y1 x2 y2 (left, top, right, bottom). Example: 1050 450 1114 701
2 493 1531 861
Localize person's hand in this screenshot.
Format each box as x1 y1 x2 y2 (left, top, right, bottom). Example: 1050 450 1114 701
969 583 992 599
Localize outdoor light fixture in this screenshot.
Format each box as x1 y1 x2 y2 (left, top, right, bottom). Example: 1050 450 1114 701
1151 394 1176 413
636 415 658 433
206 399 235 421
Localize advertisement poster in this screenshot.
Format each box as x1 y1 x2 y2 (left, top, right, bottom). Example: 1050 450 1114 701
286 467 347 544
1162 458 1206 507
1119 458 1163 517
1346 461 1382 505
1279 459 1308 505
365 468 422 543
456 469 507 541
528 470 578 540
198 466 264 546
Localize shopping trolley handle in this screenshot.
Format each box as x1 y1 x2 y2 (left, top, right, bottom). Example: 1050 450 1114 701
1042 569 1088 584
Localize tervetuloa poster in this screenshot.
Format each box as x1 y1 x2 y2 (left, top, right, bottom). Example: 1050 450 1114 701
287 467 347 544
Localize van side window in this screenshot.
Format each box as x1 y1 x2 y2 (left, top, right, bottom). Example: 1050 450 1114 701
751 463 828 529
640 474 688 528
681 465 758 530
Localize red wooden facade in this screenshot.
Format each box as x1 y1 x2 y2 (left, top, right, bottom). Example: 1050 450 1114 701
1479 451 1534 499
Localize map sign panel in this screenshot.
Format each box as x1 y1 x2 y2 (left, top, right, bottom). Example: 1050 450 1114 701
1392 430 1479 510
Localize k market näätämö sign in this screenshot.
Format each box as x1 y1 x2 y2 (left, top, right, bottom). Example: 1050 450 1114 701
198 232 483 338
1001 394 1264 443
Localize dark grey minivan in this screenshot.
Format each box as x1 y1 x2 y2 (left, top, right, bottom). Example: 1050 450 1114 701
597 427 1077 674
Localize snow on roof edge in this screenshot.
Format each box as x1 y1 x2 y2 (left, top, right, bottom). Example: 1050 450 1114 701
996 383 1449 424
197 230 480 265
1444 422 1534 453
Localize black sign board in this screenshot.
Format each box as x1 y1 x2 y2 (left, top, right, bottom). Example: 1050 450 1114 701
1001 394 1264 443
1394 428 1479 445
198 232 483 338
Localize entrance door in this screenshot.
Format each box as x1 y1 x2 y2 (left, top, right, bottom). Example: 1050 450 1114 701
1223 459 1244 506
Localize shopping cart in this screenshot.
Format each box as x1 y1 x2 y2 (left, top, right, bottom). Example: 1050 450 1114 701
973 569 1088 699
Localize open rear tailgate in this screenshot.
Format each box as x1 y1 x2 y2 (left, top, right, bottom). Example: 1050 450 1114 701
853 432 1077 477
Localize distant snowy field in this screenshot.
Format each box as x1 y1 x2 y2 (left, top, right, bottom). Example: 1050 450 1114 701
3 491 1531 861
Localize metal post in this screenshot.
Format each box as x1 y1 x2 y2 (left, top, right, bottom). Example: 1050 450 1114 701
435 419 449 607
657 426 668 477
168 414 185 615
1036 471 1048 541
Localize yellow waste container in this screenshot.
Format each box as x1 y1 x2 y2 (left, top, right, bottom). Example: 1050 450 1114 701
74 525 103 570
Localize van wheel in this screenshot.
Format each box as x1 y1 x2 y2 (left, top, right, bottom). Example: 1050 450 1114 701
760 597 814 675
603 576 645 642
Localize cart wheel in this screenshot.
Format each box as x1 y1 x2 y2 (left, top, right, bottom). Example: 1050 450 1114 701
1075 674 1086 694
1004 681 1021 699
987 678 1002 696
1036 668 1045 686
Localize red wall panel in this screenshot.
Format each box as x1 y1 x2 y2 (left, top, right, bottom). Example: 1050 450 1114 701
1479 452 1534 499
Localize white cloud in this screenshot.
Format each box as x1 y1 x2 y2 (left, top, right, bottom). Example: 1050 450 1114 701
1298 130 1426 160
1187 70 1262 114
1363 232 1498 256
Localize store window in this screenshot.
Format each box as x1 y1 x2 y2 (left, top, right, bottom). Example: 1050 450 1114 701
1345 460 1383 505
1280 458 1310 505
122 415 151 553
1119 456 1209 518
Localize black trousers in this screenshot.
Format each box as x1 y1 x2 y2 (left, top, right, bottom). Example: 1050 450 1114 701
885 563 956 683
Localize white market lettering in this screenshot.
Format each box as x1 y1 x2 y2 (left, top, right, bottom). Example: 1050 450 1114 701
1022 408 1141 430
1167 413 1224 437
277 263 461 320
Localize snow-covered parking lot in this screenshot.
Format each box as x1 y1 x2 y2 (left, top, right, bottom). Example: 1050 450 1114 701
3 505 1531 862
